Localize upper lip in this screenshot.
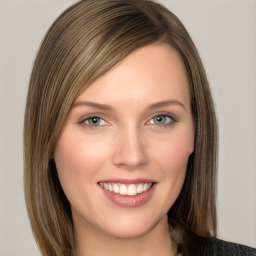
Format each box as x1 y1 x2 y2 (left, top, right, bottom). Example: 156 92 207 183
98 178 156 184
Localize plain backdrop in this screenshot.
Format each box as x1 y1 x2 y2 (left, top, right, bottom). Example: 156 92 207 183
0 0 255 255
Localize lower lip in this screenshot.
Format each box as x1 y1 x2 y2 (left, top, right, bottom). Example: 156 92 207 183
99 184 156 208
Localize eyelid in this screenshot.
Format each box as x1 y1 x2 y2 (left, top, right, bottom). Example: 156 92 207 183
78 114 110 127
77 112 178 127
146 112 178 125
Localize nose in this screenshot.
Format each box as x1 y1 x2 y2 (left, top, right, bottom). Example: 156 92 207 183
112 125 148 170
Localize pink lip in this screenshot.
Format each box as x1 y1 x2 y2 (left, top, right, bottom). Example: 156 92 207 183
98 180 156 208
99 178 155 184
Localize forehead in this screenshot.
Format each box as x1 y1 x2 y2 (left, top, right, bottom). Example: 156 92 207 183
75 43 190 107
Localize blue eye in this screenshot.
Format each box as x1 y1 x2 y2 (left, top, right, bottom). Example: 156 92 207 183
84 116 107 126
148 114 174 125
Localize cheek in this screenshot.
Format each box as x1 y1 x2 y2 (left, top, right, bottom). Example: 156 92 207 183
156 131 194 176
53 138 85 205
148 132 194 214
54 137 85 180
53 132 110 197
55 132 107 173
53 132 113 217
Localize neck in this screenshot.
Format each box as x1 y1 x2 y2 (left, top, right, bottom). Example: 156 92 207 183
73 215 177 256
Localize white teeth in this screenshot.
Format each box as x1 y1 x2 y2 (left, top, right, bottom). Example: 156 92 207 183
108 183 113 192
137 184 143 194
113 184 119 193
120 184 127 195
100 182 153 196
127 184 137 195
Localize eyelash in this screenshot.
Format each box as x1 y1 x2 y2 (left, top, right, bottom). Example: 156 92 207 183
78 115 109 127
146 113 177 126
78 113 177 128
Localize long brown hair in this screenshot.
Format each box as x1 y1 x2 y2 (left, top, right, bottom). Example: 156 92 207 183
24 0 217 255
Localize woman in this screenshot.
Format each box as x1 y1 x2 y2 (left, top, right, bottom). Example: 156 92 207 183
24 0 256 255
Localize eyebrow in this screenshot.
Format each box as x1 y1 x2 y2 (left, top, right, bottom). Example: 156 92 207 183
72 101 113 110
72 99 186 111
148 100 186 110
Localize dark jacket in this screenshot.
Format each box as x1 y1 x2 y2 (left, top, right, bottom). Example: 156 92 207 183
190 236 256 256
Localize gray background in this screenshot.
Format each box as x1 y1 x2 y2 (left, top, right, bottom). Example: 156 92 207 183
0 0 255 255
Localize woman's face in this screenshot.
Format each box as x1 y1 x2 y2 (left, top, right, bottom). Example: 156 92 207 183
54 43 194 239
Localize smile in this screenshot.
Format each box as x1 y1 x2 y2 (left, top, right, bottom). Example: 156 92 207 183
99 182 153 196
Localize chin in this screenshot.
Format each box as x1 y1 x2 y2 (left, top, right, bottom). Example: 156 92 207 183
103 225 153 239
98 212 167 239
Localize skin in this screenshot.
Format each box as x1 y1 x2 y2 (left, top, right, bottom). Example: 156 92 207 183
54 43 194 256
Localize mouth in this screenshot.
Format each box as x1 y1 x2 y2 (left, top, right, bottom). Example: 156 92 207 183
99 182 154 196
98 179 156 207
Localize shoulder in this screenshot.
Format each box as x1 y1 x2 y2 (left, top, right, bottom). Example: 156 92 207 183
192 235 256 256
